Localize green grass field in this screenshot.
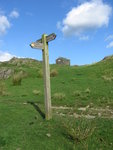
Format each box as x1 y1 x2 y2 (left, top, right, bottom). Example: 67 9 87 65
0 56 113 150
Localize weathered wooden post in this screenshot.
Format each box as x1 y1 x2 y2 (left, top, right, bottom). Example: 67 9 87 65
30 33 56 120
42 34 51 120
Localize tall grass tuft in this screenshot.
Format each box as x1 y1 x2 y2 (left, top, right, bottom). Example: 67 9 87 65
52 93 66 100
102 75 113 82
62 119 95 145
73 90 81 97
12 73 22 86
85 88 90 94
33 90 41 95
50 69 58 77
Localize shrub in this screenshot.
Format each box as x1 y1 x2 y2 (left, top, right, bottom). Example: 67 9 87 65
33 90 41 95
50 69 58 77
52 93 66 100
12 73 22 86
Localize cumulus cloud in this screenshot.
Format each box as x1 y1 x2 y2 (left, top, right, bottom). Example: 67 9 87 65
0 15 11 35
0 51 14 62
0 9 19 35
9 10 19 18
58 0 112 37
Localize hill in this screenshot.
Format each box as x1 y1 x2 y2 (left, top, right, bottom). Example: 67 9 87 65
0 55 113 150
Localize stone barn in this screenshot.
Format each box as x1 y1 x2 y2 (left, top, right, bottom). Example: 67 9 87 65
56 57 70 66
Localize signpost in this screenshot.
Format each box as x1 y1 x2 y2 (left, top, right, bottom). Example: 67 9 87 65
30 33 56 120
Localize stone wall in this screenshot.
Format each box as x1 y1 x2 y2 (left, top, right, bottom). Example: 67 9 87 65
56 57 70 66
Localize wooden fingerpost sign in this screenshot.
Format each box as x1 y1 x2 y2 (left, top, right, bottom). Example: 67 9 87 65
30 33 56 120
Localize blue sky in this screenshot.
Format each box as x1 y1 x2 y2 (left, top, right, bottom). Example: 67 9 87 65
0 0 113 65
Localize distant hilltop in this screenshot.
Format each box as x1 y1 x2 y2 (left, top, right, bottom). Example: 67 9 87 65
0 55 113 66
102 55 113 61
0 57 42 66
0 54 113 80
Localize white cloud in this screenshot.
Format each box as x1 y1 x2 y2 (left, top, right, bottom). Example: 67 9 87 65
0 51 14 62
105 34 113 48
0 15 11 35
105 35 113 41
59 0 112 37
9 10 19 18
106 41 113 48
0 9 19 35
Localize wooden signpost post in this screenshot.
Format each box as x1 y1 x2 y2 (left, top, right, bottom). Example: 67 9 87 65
30 33 56 120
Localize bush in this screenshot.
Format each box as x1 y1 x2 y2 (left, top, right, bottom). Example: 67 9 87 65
50 69 58 77
12 73 22 86
52 93 66 100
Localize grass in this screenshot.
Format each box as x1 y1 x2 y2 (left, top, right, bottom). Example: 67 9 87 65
0 102 113 150
0 81 9 96
32 89 41 95
12 73 22 86
0 56 113 149
52 92 66 101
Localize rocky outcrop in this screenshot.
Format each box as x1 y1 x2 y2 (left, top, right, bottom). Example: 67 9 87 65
0 68 14 79
9 57 41 66
102 55 113 61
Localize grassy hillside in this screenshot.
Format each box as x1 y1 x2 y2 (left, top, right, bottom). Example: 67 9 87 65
0 56 113 150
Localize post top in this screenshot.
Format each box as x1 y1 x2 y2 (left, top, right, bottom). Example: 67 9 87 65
30 33 56 49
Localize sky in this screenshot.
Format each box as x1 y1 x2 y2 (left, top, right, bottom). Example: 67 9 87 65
0 0 113 65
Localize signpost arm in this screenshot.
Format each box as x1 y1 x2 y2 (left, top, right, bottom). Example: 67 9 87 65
42 34 52 120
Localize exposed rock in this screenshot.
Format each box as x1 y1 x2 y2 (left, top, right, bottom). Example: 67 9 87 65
0 68 14 79
102 55 113 61
9 57 41 66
